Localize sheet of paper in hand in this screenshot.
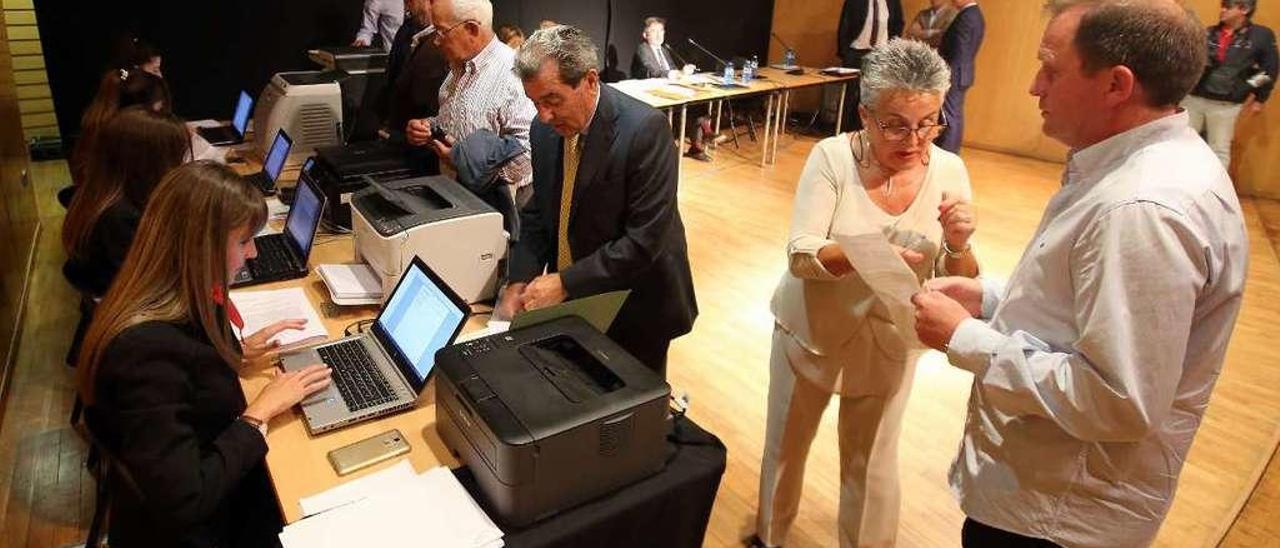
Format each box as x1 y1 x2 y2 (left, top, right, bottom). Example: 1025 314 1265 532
834 233 923 348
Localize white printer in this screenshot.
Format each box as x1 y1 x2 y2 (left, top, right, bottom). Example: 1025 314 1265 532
352 176 507 303
254 71 343 163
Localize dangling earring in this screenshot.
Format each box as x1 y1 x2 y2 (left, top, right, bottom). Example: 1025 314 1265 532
850 130 872 169
921 147 931 166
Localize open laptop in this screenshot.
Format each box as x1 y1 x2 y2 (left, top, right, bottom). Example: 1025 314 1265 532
232 162 326 288
197 90 253 145
281 256 470 434
246 129 292 195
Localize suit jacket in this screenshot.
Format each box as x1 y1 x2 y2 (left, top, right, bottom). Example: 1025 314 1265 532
512 85 697 346
387 21 448 133
631 42 678 79
63 198 142 296
939 4 985 89
837 0 904 57
87 320 280 547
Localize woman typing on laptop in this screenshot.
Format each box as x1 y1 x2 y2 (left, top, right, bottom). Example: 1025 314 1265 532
76 161 331 547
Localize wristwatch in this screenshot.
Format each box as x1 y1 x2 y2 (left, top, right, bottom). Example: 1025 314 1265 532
239 414 268 437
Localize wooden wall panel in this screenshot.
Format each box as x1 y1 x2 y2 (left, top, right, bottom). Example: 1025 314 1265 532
771 1 1280 197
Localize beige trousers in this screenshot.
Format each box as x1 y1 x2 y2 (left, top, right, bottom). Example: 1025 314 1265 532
756 327 919 548
1182 94 1244 168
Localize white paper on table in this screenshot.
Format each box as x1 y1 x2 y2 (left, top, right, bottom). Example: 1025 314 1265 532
298 460 415 517
280 466 505 548
834 233 922 347
229 287 329 349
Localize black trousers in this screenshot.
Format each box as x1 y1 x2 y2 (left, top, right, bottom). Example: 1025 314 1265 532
840 48 870 131
607 327 672 379
937 84 969 153
962 518 1060 548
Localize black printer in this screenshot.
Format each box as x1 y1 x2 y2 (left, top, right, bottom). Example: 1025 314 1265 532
312 141 423 228
435 316 671 527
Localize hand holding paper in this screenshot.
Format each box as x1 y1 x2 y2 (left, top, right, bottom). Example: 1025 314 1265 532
911 289 972 352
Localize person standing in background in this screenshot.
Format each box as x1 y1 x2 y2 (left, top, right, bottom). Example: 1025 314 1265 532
837 0 904 131
1181 0 1277 168
935 0 984 153
905 0 956 49
353 0 406 51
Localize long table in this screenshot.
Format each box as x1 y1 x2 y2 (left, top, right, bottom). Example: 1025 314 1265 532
227 152 725 546
608 66 858 170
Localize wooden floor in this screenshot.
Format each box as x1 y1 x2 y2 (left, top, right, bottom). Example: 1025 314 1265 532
1 133 1279 547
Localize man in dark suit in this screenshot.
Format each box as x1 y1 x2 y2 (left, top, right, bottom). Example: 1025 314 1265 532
936 0 985 153
838 0 904 130
384 0 447 173
504 25 698 378
629 16 713 162
631 16 680 79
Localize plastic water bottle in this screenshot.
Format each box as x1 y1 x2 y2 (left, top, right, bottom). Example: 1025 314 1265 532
784 48 797 68
723 62 735 85
742 56 757 83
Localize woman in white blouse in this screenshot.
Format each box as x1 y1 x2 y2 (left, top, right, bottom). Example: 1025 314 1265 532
752 38 979 548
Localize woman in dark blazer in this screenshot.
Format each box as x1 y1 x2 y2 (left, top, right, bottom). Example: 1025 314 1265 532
62 106 189 296
77 162 331 547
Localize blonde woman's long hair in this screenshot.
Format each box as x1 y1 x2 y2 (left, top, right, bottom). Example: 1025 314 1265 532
77 161 267 405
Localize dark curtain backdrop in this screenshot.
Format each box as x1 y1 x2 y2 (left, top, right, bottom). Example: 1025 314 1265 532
36 0 772 144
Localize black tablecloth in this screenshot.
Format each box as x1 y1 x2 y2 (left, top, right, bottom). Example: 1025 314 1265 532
452 415 727 548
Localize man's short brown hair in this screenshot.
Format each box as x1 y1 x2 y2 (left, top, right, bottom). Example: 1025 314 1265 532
1046 0 1207 107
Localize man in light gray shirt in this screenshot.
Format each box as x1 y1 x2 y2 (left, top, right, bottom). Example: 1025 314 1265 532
352 0 405 51
912 1 1249 546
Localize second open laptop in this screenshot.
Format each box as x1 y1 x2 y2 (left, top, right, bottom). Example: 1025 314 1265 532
281 256 470 434
246 129 292 195
231 157 325 288
197 90 253 145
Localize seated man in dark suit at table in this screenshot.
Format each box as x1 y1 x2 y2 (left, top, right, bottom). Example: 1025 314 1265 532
503 25 698 378
629 16 713 162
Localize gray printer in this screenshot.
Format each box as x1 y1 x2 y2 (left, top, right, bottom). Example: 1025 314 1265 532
435 315 671 527
352 176 506 303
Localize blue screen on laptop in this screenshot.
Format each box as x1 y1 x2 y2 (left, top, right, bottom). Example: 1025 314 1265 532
284 177 321 257
263 131 291 182
232 91 253 135
377 265 466 383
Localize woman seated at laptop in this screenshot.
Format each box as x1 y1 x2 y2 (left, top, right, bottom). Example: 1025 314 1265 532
70 64 173 186
76 161 332 548
63 106 190 297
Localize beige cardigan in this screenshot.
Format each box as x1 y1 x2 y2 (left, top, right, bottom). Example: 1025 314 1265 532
770 135 972 395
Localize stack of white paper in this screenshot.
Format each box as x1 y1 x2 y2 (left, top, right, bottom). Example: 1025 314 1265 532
229 287 329 350
298 460 418 517
316 264 383 306
280 466 505 548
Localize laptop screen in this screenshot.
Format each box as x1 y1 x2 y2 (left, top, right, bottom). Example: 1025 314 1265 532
375 257 468 391
284 171 324 258
232 91 253 135
263 130 292 182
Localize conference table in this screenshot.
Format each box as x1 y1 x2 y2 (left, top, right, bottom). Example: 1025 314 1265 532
608 66 859 171
223 158 726 547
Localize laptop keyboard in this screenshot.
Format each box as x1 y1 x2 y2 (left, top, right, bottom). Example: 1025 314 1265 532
317 340 398 412
252 237 296 277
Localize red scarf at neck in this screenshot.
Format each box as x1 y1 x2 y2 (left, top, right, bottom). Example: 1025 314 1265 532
210 285 244 330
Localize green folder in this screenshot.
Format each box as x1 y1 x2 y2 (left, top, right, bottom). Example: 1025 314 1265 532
510 290 632 333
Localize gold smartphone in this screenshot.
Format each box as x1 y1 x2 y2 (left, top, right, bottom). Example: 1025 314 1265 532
327 429 411 476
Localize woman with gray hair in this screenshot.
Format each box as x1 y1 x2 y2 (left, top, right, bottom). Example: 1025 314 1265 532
751 38 979 548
